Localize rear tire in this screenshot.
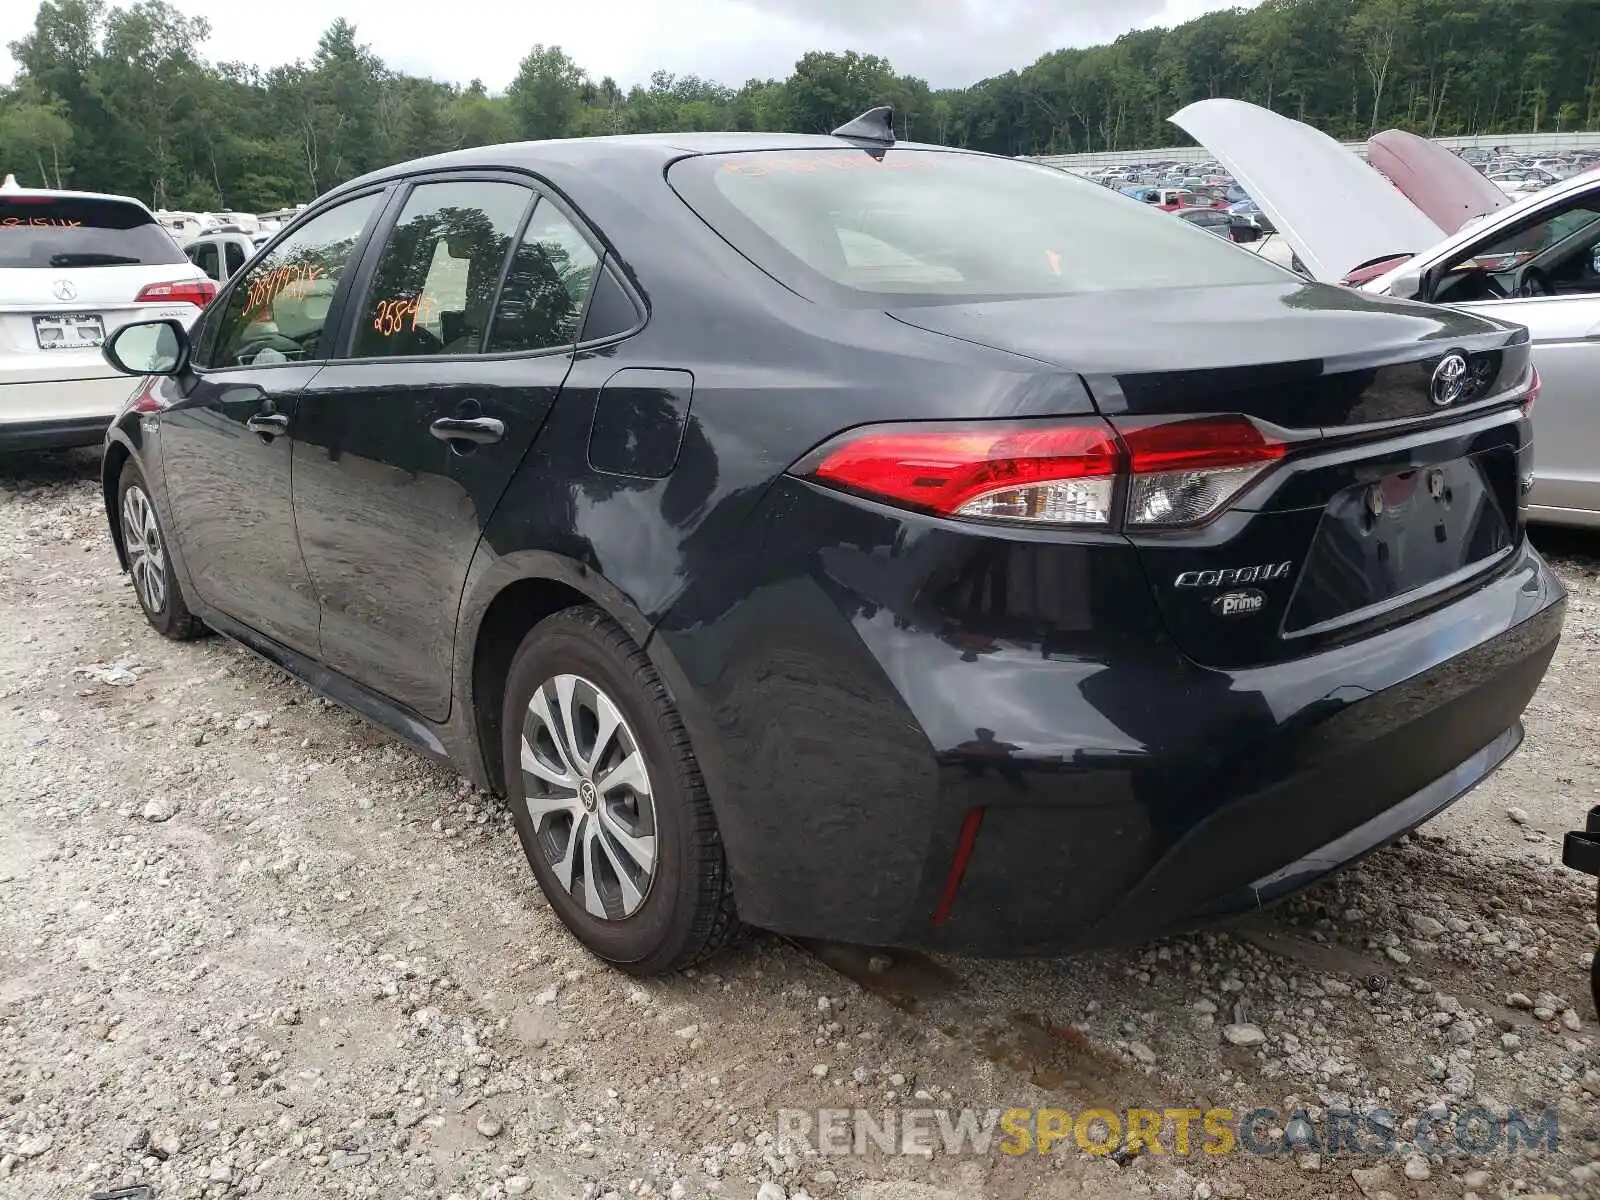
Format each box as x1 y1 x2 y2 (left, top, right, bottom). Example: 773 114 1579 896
501 605 740 975
117 460 205 640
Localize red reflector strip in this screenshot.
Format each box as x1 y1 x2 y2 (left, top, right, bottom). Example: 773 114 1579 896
1120 414 1285 475
931 808 986 926
1523 366 1541 413
811 422 1119 516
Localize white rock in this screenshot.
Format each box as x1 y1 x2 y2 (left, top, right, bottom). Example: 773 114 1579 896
757 1184 787 1200
675 1024 700 1039
475 1116 502 1138
1222 1023 1266 1048
1506 807 1529 824
208 1159 232 1183
1192 998 1218 1014
1561 1009 1582 1031
1128 1041 1157 1065
14 1133 52 1158
1408 914 1446 938
1403 1154 1431 1181
534 985 559 1007
142 795 179 822
505 1178 532 1197
811 1064 829 1078
1463 1170 1491 1190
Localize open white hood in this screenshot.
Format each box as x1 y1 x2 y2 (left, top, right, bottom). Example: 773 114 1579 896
1169 99 1446 283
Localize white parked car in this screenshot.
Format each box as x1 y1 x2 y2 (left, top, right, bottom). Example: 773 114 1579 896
1 176 215 452
182 228 267 285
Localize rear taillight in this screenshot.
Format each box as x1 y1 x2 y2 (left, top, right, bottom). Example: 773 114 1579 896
1119 416 1286 527
810 422 1121 526
130 377 166 414
1522 365 1541 414
135 278 216 307
801 415 1285 530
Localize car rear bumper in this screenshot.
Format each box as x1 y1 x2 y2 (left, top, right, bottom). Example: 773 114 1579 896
659 485 1566 956
0 375 133 452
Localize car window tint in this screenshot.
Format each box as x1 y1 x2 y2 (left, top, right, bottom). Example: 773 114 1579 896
225 240 247 276
0 196 188 268
485 201 601 353
670 149 1286 304
205 193 382 369
351 180 530 359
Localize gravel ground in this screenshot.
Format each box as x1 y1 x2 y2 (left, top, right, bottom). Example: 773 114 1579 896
1 448 1597 1200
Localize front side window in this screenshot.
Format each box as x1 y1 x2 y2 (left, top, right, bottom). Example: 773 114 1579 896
1438 194 1600 303
669 149 1286 306
351 180 531 359
205 193 382 369
485 200 601 353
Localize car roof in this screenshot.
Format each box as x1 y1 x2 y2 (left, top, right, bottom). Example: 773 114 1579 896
325 133 984 202
0 173 153 213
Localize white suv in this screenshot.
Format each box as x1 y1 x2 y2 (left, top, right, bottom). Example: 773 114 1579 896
0 175 215 452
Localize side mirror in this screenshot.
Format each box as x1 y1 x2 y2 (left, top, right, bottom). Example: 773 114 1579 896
1384 268 1425 301
103 318 190 377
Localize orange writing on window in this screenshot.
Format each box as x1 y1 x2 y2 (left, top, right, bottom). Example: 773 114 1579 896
372 295 437 337
244 263 323 318
1 217 85 228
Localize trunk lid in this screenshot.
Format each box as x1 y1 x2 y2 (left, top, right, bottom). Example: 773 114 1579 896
891 284 1534 669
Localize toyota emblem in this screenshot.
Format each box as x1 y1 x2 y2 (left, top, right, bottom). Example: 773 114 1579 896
1430 352 1469 407
51 279 77 301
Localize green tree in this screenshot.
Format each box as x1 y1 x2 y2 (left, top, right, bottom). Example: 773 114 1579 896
507 45 586 140
0 95 74 187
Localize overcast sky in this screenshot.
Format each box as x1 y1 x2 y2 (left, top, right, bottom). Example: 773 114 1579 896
1 0 1258 92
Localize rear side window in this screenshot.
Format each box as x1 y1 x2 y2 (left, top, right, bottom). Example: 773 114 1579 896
225 241 247 276
0 196 187 268
351 180 532 359
670 150 1284 306
486 200 601 353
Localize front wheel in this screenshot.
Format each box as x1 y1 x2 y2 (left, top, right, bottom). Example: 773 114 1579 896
117 460 205 640
501 606 740 975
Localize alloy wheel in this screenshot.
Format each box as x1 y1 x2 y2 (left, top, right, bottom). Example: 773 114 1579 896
520 673 658 920
121 484 167 615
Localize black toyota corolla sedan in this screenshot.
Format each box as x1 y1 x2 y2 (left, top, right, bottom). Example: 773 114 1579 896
97 111 1564 975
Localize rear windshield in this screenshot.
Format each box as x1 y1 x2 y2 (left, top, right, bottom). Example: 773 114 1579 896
669 149 1285 306
0 197 188 269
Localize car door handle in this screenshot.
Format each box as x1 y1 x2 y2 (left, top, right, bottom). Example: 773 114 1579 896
246 411 290 436
430 416 505 445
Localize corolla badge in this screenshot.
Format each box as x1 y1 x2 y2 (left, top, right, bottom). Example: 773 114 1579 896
1430 352 1470 408
51 279 77 301
1174 562 1292 588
